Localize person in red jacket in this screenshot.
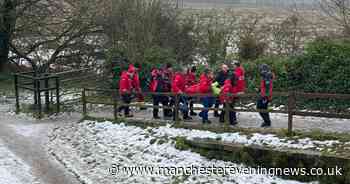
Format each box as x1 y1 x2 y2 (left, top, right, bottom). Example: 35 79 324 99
118 66 135 117
257 64 274 127
219 75 239 125
150 67 171 119
131 63 145 110
198 69 214 124
233 60 246 94
185 66 198 116
171 68 191 121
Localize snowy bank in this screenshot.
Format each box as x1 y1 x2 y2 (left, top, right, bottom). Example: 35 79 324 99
48 120 318 184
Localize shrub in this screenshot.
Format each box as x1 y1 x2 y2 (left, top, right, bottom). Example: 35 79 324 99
289 39 350 94
238 36 266 61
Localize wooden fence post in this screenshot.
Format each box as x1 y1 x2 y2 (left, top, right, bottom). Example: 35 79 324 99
55 77 60 114
36 78 42 119
175 94 180 124
113 91 118 121
82 88 87 117
14 74 20 114
44 74 50 112
33 72 38 105
224 102 230 126
288 91 296 135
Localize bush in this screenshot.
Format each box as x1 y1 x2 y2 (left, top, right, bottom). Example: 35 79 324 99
242 39 350 111
238 36 266 61
244 39 350 94
288 39 350 94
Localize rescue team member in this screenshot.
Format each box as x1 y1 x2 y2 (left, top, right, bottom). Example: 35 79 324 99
171 68 192 121
213 64 230 117
149 67 171 119
219 75 239 125
233 60 246 94
118 64 137 117
133 63 146 110
185 66 198 116
257 64 274 127
197 69 214 124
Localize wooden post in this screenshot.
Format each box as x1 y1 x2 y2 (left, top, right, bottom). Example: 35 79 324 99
14 74 20 114
224 102 230 126
44 74 50 112
175 94 180 124
287 91 296 135
33 72 38 105
36 78 42 119
56 77 60 114
82 88 87 117
113 91 118 121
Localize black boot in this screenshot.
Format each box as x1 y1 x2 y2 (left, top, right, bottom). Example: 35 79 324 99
214 111 220 117
183 115 192 121
219 113 225 123
261 122 271 127
190 111 197 116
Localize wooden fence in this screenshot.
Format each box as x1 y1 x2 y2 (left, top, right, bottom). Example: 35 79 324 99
14 71 60 118
13 68 99 118
82 88 350 135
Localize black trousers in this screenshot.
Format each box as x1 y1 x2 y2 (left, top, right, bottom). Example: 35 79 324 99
189 97 196 112
220 103 237 124
153 95 170 117
214 98 221 114
118 94 132 116
257 97 271 124
172 96 189 120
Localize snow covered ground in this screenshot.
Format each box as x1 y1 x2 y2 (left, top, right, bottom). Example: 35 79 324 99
48 120 320 184
0 140 42 184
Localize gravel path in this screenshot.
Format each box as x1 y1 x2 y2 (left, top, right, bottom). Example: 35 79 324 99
88 105 350 133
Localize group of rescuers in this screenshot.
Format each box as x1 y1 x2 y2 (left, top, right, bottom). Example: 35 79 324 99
118 60 274 127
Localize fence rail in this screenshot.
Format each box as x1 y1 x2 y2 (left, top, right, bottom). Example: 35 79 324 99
14 73 60 118
82 88 350 135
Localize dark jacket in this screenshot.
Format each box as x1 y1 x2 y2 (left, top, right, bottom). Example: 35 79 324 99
215 70 229 87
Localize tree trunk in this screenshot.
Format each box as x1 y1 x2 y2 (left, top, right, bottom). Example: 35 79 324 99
0 0 16 72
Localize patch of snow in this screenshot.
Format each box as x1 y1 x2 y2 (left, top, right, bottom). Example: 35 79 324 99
153 125 340 150
0 140 42 184
49 120 318 184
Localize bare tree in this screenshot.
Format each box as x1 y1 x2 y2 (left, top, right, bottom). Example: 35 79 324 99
193 9 237 65
319 0 350 36
1 0 103 73
269 13 307 55
103 0 196 65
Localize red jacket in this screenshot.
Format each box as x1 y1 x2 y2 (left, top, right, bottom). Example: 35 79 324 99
149 68 159 92
198 74 212 94
132 73 141 92
185 84 199 94
235 66 246 93
261 79 273 101
125 64 141 92
220 79 238 103
185 71 197 87
171 72 185 94
119 71 133 94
